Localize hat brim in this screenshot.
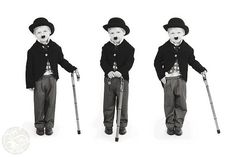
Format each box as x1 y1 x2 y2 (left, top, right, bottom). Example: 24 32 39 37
29 22 54 35
103 24 130 35
163 24 189 35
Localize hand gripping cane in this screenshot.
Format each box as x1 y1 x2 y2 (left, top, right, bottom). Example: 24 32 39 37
202 74 220 134
115 77 125 142
71 72 81 134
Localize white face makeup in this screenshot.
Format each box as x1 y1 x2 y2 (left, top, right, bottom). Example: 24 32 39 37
108 27 126 45
34 26 51 44
168 27 185 45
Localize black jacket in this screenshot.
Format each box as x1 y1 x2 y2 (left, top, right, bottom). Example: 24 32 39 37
154 40 206 82
26 40 76 88
100 40 135 81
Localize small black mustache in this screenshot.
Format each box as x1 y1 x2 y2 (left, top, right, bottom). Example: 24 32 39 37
41 35 46 39
174 37 178 40
113 37 118 40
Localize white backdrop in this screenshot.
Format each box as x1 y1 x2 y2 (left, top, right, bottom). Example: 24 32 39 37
0 0 235 156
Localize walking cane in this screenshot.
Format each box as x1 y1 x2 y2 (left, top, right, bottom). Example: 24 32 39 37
115 77 125 142
202 74 220 134
71 72 81 134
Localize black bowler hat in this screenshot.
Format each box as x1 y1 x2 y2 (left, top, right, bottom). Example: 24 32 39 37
29 17 55 35
103 17 130 35
163 17 189 35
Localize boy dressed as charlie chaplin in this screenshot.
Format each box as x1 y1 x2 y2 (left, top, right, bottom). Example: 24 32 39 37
154 18 207 136
100 17 135 135
26 17 79 136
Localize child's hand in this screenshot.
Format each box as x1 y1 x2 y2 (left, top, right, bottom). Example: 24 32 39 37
108 71 115 79
161 77 166 84
114 71 122 78
74 69 80 81
201 70 207 78
29 88 34 91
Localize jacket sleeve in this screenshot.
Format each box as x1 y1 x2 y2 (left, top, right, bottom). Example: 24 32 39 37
100 47 113 74
118 47 135 76
26 51 34 89
154 47 165 80
188 49 206 73
58 47 77 73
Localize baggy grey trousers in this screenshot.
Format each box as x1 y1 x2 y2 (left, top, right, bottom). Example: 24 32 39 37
34 75 56 129
164 77 187 129
103 77 129 128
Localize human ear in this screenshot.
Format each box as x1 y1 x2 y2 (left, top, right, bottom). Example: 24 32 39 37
121 28 126 35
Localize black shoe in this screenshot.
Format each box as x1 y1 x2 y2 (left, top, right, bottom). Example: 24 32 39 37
45 128 53 135
119 127 127 135
105 127 113 135
174 128 182 136
167 128 175 135
36 128 44 136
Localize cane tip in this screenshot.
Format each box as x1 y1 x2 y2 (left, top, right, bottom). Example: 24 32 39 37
217 130 220 134
78 130 81 134
115 138 119 142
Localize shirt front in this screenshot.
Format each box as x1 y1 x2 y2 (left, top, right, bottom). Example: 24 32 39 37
41 44 53 75
165 46 181 77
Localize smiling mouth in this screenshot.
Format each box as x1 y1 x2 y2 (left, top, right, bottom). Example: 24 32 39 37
113 37 118 40
174 37 179 40
41 35 46 39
